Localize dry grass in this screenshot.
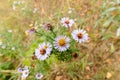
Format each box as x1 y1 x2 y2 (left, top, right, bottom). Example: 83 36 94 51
0 0 120 80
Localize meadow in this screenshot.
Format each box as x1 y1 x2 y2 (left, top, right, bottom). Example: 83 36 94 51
0 0 120 80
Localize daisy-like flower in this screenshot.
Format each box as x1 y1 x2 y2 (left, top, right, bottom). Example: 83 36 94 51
71 29 88 43
33 8 38 13
60 17 74 28
25 27 35 36
35 73 43 80
35 42 52 61
8 29 12 33
11 47 15 50
17 66 29 73
21 69 29 79
1 45 6 49
54 35 70 52
17 67 23 73
42 23 53 31
17 66 29 80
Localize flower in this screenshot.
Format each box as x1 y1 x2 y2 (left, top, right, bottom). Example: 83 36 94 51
17 67 23 73
1 45 6 49
68 9 72 14
17 66 29 73
54 35 70 52
60 17 74 28
33 8 38 13
17 66 29 79
35 73 43 80
25 27 35 36
35 42 52 60
71 29 88 43
8 29 12 33
0 42 2 46
11 47 15 50
42 23 53 30
21 69 29 79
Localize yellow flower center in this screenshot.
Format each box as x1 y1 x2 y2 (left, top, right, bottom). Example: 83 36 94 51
77 33 83 39
58 38 66 46
65 20 70 24
40 49 46 55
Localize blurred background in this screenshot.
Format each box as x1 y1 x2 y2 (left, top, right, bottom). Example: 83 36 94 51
0 0 120 80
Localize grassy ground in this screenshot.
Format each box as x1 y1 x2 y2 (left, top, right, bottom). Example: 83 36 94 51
0 0 120 80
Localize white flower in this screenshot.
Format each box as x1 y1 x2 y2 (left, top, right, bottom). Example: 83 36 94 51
21 69 29 79
17 66 29 73
0 42 2 46
17 67 23 73
71 29 88 43
60 17 74 28
1 45 6 49
35 42 52 61
35 73 43 80
12 5 16 10
11 47 15 50
54 35 70 52
8 30 12 33
33 8 38 13
68 9 72 14
18 66 29 79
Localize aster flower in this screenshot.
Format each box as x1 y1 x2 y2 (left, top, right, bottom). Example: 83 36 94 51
1 45 6 49
54 35 70 52
33 8 38 13
60 17 74 28
17 66 29 73
42 23 53 31
11 47 15 50
0 42 2 46
8 29 12 33
21 69 29 79
17 67 23 73
71 29 88 43
25 27 35 35
17 66 29 80
35 42 52 61
35 73 43 80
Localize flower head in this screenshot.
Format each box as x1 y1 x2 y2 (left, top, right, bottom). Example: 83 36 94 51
21 69 29 79
60 17 74 28
1 45 6 49
54 35 70 52
42 23 53 31
35 73 43 80
71 29 88 43
17 66 29 79
25 27 35 35
8 29 12 33
35 42 52 60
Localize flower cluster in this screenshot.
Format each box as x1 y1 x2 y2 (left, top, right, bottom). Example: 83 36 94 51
18 66 29 79
21 17 89 79
34 17 89 61
18 66 43 80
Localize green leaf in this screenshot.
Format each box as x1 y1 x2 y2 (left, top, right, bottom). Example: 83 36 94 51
102 34 113 40
24 38 44 57
103 20 112 27
101 7 120 16
23 58 31 66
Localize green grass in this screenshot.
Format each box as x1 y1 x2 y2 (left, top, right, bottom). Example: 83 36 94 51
0 0 120 80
